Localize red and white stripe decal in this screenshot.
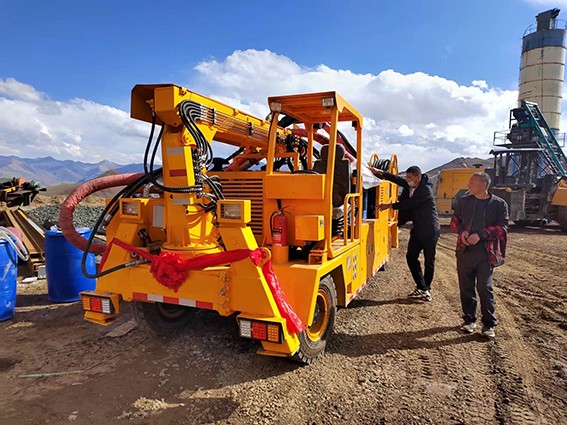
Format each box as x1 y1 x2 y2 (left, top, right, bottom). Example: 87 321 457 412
132 292 213 310
346 257 388 305
347 282 367 305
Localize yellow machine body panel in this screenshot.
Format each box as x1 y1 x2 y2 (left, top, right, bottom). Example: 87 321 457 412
436 168 483 214
551 178 567 206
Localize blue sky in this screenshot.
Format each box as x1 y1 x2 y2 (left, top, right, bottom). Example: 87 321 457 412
0 0 565 170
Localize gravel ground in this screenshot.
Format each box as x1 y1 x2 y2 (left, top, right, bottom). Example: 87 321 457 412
0 225 565 424
24 204 105 230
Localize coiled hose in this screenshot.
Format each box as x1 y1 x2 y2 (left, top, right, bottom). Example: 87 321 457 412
371 158 391 171
0 226 29 261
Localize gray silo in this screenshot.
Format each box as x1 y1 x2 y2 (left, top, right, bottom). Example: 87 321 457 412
519 8 567 133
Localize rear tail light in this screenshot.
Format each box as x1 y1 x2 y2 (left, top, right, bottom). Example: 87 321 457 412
238 319 282 343
81 293 117 314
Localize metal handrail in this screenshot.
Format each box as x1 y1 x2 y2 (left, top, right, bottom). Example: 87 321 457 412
523 19 567 36
343 193 361 245
493 129 566 147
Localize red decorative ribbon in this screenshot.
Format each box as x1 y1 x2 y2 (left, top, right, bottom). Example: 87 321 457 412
100 239 305 334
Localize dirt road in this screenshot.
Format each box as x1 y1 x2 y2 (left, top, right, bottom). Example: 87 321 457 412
1 226 565 424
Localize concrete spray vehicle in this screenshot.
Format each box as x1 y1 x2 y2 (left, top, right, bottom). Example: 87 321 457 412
61 84 399 363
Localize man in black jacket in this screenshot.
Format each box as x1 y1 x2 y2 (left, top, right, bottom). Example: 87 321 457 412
372 165 440 301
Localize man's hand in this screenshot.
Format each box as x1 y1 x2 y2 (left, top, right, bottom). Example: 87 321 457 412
466 233 480 245
378 203 391 211
372 167 384 177
459 231 470 246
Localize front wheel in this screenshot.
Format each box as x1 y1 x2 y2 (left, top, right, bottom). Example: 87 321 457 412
293 275 337 364
132 301 196 336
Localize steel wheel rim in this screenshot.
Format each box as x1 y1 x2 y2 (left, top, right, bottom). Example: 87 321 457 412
306 289 330 341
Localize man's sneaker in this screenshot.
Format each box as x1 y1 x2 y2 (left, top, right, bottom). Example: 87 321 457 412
481 327 496 338
460 322 477 334
408 288 425 300
422 290 432 302
408 288 424 299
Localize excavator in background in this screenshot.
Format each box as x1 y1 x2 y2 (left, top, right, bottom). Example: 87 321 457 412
490 101 567 229
435 101 567 230
63 84 399 363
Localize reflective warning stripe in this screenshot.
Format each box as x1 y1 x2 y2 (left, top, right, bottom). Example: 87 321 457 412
132 292 213 310
346 282 367 305
346 258 388 305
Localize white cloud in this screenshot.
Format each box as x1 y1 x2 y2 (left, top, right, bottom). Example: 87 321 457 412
0 78 149 164
472 80 488 89
192 49 520 172
398 125 415 137
5 48 564 174
0 78 45 103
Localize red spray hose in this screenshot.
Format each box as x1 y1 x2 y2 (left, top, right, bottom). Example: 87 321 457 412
59 173 144 254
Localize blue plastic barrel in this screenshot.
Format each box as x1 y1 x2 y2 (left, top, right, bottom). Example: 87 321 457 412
0 239 17 321
45 228 96 303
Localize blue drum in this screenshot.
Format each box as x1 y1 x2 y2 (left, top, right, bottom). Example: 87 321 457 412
45 228 96 302
0 239 17 321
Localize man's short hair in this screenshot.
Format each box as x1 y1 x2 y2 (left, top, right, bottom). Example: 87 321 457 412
472 172 491 187
405 166 422 177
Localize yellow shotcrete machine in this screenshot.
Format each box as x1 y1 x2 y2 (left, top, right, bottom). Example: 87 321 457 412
70 84 398 363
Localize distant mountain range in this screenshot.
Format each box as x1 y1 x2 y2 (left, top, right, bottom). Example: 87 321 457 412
0 155 144 186
0 154 493 196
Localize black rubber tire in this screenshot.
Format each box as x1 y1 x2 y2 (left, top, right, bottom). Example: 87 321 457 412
293 275 337 364
513 220 528 227
132 301 195 336
557 206 567 231
514 219 546 228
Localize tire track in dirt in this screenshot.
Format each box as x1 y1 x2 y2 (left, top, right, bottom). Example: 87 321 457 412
362 232 500 424
487 323 543 425
439 227 565 425
434 242 499 424
491 229 567 424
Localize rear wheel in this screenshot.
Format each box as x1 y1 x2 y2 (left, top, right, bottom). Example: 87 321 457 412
293 275 337 364
132 301 195 336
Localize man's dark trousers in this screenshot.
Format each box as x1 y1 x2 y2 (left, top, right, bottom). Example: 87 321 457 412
406 231 439 291
456 249 497 327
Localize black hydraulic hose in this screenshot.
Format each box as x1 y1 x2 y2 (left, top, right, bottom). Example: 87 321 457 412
83 101 225 279
143 112 157 177
178 101 213 168
143 111 203 194
81 169 162 279
80 175 145 278
148 125 163 180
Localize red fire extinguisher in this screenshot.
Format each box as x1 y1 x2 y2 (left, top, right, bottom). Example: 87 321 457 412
271 209 288 246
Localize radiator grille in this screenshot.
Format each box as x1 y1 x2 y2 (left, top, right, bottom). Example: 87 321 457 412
219 176 264 236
